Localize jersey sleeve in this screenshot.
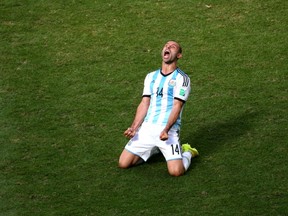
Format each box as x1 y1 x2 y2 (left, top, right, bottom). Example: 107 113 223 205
142 73 152 97
174 74 191 102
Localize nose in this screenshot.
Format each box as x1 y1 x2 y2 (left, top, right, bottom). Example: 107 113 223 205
165 45 171 50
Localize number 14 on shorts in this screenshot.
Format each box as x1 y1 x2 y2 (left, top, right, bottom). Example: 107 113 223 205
171 144 181 155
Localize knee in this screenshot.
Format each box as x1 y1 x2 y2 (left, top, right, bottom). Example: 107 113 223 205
118 150 132 169
169 170 184 177
168 167 185 177
119 149 143 169
118 159 130 169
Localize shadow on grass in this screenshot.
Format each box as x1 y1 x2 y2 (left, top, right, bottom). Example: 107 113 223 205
145 111 259 164
185 111 259 156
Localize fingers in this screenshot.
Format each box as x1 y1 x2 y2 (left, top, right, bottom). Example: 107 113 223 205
124 127 136 138
160 131 168 141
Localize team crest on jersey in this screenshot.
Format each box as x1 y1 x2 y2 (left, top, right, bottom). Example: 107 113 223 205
168 79 176 87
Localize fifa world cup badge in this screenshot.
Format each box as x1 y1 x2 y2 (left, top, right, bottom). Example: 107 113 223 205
180 89 185 96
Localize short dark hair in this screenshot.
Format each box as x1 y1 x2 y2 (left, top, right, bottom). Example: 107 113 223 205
178 45 182 54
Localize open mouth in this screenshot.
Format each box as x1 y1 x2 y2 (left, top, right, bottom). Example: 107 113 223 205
164 50 170 57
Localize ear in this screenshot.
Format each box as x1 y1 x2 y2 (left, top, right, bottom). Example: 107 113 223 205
177 53 182 59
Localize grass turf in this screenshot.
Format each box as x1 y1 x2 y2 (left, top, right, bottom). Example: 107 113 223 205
1 0 287 215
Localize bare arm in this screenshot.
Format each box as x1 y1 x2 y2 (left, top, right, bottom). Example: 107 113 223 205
124 96 150 138
160 99 184 141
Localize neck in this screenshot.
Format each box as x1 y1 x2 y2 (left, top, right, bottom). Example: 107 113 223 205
161 62 178 75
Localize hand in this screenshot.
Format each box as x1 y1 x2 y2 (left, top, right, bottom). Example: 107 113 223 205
124 127 136 139
160 130 168 141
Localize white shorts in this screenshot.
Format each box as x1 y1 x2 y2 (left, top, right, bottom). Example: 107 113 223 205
125 123 183 161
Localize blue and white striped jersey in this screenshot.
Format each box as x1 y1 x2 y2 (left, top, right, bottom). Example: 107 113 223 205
142 68 191 130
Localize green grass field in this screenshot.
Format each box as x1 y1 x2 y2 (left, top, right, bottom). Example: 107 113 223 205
1 0 287 215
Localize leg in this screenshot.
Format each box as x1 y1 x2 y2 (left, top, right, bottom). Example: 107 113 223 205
162 142 199 176
167 160 185 177
161 141 185 176
182 143 199 170
118 149 143 169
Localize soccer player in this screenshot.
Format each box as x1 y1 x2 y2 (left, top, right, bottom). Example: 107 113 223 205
118 41 199 176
